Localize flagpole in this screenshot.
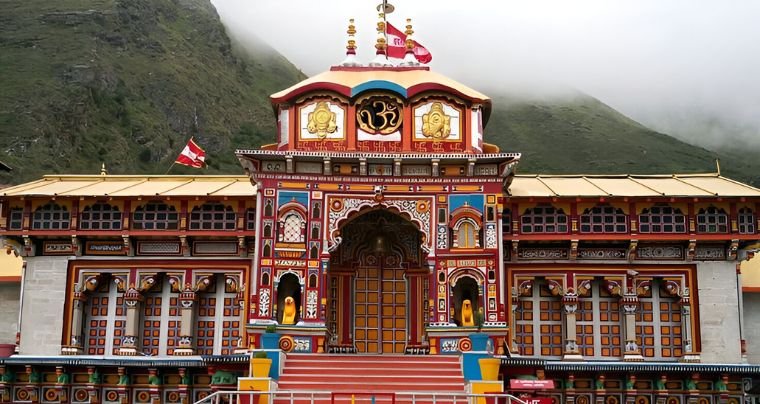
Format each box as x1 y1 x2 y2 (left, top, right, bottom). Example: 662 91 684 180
164 162 176 175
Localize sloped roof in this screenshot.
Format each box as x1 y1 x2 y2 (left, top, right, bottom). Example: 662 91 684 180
509 174 760 198
0 175 255 197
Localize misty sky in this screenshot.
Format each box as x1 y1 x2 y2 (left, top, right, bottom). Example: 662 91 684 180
211 0 760 150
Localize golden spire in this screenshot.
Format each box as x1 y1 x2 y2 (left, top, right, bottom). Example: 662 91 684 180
100 162 108 176
400 18 419 66
375 12 387 56
405 18 414 52
346 18 357 55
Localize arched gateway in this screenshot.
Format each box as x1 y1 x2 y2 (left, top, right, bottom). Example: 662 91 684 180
327 209 426 353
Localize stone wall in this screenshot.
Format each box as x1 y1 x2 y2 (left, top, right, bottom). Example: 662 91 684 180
18 256 69 355
0 283 20 344
743 292 760 363
697 261 742 363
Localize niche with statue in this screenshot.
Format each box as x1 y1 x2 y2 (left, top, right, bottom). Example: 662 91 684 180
452 276 480 327
276 273 301 324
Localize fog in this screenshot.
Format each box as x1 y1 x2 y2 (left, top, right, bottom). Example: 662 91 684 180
211 0 760 150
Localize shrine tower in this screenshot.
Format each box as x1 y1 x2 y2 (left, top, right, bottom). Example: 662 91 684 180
237 16 519 354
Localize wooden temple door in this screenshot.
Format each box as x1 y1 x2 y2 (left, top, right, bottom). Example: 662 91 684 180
328 209 424 354
354 262 407 354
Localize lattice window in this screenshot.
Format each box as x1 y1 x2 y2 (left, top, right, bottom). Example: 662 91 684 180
80 203 122 230
739 208 756 234
221 293 241 355
196 291 217 355
514 280 563 358
31 202 70 230
141 277 181 356
696 206 728 233
7 207 23 230
280 212 305 243
520 205 568 233
638 205 686 233
580 205 627 233
246 208 256 231
576 280 622 358
132 202 178 230
84 277 126 355
189 202 236 230
636 280 683 360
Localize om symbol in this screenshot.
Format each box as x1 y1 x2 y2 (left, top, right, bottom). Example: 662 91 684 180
356 98 402 135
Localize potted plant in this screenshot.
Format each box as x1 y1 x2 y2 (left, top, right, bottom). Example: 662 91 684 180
468 310 490 351
260 324 281 350
250 351 272 378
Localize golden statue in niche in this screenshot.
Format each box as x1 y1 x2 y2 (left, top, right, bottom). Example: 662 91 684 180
421 102 451 139
282 296 297 324
461 299 475 326
307 101 338 138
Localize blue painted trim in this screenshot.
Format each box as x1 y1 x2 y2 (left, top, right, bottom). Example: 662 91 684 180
351 81 407 98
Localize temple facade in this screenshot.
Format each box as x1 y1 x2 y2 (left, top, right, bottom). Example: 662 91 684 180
1 16 760 404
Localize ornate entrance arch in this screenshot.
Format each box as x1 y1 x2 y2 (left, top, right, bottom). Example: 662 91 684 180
327 208 428 354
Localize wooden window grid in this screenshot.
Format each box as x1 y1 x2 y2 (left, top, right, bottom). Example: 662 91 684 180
638 205 686 233
132 202 178 230
696 206 728 233
246 208 256 231
580 205 627 233
31 202 70 230
7 208 23 230
515 280 563 358
576 281 623 358
520 205 569 234
738 208 755 234
635 280 683 360
189 202 236 231
80 203 122 230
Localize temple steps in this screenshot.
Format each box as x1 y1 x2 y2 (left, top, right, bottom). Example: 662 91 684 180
277 354 466 395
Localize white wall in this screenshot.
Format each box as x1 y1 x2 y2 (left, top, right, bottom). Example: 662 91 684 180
18 256 69 355
743 292 760 363
697 261 742 363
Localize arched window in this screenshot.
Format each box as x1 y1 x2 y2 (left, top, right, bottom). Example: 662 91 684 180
638 204 685 233
311 224 320 240
310 244 319 259
739 207 756 234
132 201 178 230
246 208 256 231
520 204 568 233
262 242 272 257
696 206 728 233
80 203 122 230
32 202 70 230
580 205 627 233
312 202 321 219
456 221 478 248
308 274 318 288
279 212 305 243
264 200 274 217
189 202 236 230
263 222 273 238
7 207 23 230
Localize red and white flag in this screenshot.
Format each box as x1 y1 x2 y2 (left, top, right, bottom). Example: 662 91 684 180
175 137 206 168
386 22 432 64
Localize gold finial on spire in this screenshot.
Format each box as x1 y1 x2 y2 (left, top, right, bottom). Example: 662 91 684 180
405 18 414 52
100 163 108 176
346 18 357 54
375 12 387 55
716 159 721 176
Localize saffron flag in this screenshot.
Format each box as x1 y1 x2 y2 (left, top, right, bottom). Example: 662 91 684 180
386 22 432 64
175 137 207 168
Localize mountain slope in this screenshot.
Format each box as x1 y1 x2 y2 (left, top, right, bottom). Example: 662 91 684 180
0 0 757 187
485 94 760 185
0 0 304 183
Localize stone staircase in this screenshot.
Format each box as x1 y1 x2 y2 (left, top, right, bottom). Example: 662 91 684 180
275 354 466 403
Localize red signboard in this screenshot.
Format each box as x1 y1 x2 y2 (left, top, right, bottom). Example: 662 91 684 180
509 379 555 390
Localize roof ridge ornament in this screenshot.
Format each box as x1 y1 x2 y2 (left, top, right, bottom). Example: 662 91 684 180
339 18 362 67
369 11 393 67
399 18 420 67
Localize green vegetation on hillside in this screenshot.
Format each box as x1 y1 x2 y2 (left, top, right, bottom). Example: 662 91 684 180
0 0 304 183
1 0 757 187
485 94 760 185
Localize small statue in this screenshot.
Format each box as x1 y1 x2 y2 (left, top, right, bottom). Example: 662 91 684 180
29 371 42 384
595 378 604 390
117 374 130 386
210 370 235 385
148 374 161 386
461 299 475 326
88 370 101 384
57 373 70 384
0 371 14 383
686 379 697 391
282 296 297 325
